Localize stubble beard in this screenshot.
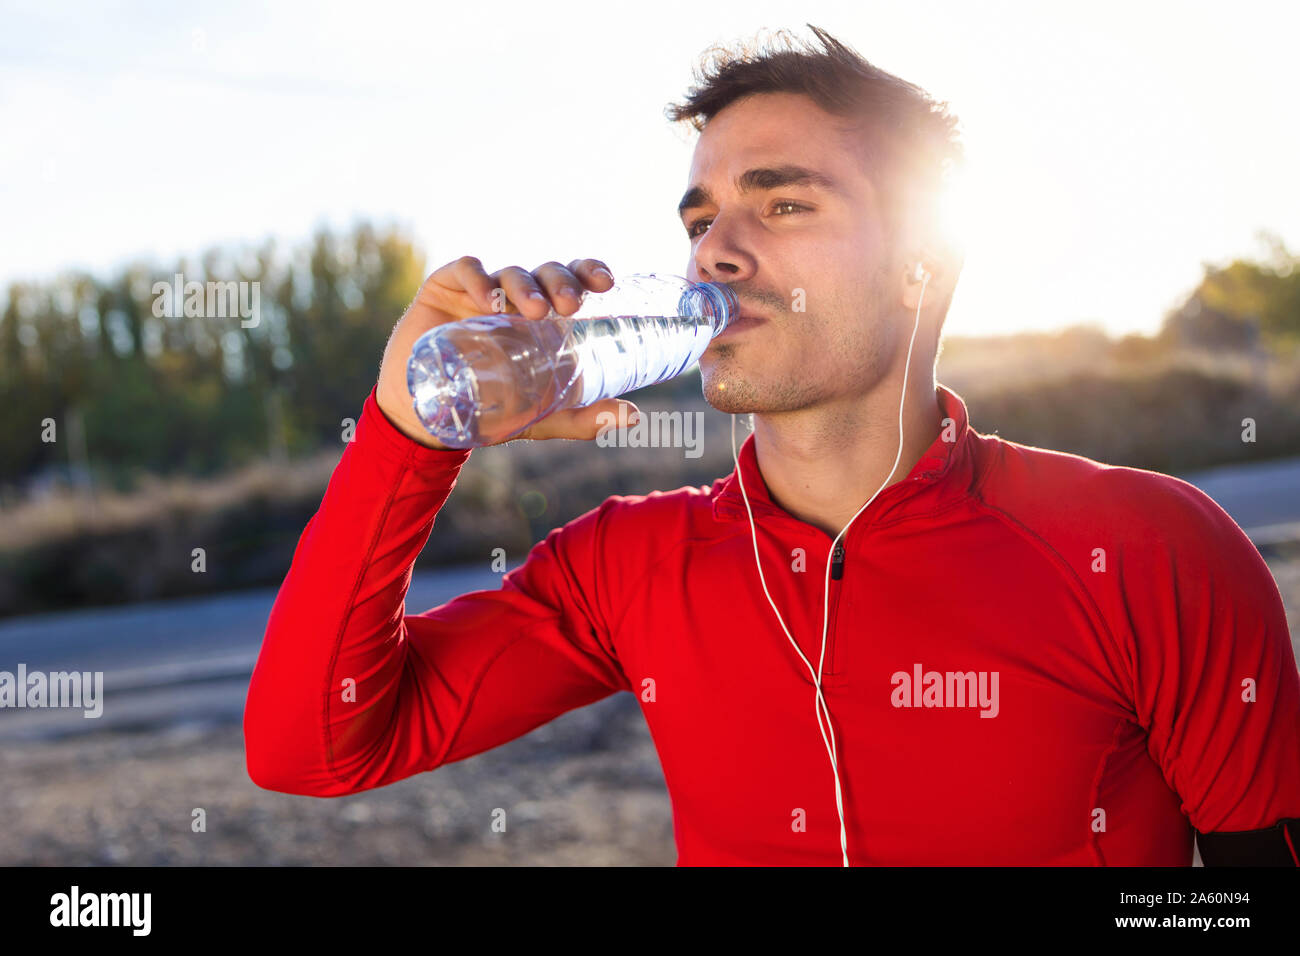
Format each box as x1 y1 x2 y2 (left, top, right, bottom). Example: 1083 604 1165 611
699 342 820 415
700 297 894 417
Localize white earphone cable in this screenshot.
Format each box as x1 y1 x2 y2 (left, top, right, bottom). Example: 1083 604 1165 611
729 271 929 866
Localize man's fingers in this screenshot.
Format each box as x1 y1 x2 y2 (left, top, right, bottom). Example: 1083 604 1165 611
490 265 551 318
452 256 497 309
421 257 614 322
531 259 615 315
515 398 640 443
413 255 496 321
568 258 615 293
529 261 587 316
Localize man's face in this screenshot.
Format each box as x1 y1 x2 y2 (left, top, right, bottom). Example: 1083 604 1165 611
681 91 900 415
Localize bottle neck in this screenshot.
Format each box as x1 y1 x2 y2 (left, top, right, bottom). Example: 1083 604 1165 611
688 282 739 335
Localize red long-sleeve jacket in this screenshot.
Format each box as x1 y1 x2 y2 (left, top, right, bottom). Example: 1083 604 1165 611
244 383 1300 865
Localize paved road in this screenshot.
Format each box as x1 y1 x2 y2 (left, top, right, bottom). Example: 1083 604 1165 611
0 565 506 740
1177 455 1300 531
1 455 1296 740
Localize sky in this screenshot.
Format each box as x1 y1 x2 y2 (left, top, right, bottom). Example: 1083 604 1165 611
1 0 1297 338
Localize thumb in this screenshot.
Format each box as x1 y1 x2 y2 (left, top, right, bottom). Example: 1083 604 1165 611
523 398 641 442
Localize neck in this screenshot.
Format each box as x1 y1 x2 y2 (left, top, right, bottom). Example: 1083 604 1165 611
749 370 942 539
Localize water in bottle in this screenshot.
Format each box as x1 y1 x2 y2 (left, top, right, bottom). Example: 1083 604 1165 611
407 273 738 448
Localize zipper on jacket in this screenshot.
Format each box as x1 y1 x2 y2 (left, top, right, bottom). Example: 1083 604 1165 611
830 542 846 581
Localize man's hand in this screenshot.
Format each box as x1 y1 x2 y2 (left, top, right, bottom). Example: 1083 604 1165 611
376 256 638 449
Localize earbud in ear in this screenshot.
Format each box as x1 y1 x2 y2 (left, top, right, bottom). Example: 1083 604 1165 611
907 262 931 285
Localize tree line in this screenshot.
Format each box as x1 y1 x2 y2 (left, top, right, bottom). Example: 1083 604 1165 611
1 224 1297 497
0 222 423 494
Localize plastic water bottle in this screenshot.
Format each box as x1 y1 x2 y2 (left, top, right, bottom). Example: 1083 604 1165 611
407 273 738 448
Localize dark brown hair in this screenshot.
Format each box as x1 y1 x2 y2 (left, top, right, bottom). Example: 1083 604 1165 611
666 25 964 265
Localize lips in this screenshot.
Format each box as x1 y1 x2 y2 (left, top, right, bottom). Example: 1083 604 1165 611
720 310 766 334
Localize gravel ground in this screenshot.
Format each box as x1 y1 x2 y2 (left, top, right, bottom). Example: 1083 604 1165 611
0 693 675 866
1 555 1296 867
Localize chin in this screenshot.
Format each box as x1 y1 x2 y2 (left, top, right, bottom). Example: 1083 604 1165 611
700 367 757 415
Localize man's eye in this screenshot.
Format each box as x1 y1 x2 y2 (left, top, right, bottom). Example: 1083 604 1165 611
687 202 809 238
772 201 810 216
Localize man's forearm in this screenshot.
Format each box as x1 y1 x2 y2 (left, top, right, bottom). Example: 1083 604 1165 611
243 388 471 795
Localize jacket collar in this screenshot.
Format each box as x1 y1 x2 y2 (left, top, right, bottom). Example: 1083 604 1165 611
711 383 980 525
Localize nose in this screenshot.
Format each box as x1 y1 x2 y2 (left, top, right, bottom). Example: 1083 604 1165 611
687 211 757 285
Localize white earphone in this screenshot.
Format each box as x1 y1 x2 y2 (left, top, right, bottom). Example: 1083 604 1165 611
729 261 931 866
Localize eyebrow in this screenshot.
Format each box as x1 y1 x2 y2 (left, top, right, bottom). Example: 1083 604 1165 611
677 164 843 219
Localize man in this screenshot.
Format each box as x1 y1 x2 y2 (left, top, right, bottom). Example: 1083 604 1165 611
244 26 1300 866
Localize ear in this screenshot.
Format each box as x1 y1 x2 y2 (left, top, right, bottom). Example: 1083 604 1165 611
900 257 939 312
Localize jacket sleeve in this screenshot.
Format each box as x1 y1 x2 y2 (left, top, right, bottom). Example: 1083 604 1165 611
1121 474 1300 837
243 387 630 796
